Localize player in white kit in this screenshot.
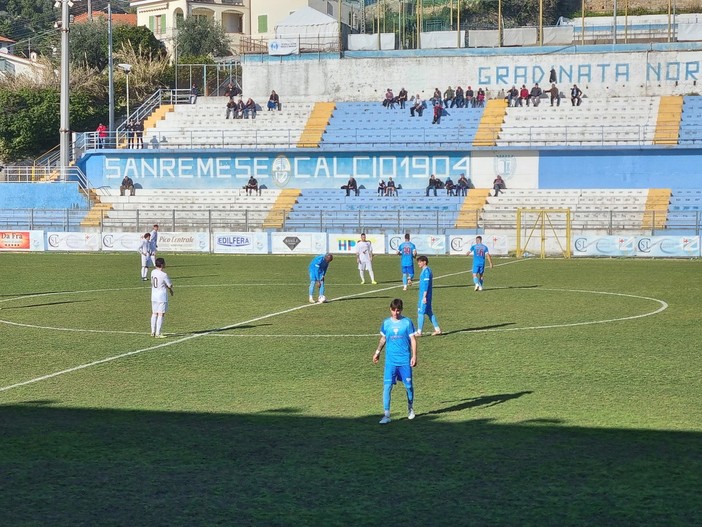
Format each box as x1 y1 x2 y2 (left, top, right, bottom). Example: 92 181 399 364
139 232 154 281
356 233 377 284
149 224 159 258
150 257 174 338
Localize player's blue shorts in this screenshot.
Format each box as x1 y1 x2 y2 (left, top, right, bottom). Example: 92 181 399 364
309 271 324 282
402 265 414 277
384 364 413 386
472 264 485 275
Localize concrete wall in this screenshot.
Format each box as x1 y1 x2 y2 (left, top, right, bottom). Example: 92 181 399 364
0 183 87 209
243 44 702 101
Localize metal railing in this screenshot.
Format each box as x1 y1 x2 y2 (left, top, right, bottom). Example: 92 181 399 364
0 208 89 231
0 166 90 190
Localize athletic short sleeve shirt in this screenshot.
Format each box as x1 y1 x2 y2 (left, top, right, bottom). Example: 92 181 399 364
470 243 489 266
151 268 172 303
398 241 416 267
380 315 416 367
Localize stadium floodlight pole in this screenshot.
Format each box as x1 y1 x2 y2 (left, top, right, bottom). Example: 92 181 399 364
581 0 585 45
613 0 618 44
55 0 75 180
498 0 502 47
338 0 342 55
457 0 461 48
539 0 543 45
108 3 115 138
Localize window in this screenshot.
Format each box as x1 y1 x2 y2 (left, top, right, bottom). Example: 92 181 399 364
258 15 267 33
149 15 166 35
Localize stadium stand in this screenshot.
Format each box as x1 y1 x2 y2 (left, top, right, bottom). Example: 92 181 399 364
319 101 484 150
666 189 702 233
146 98 315 149
495 96 661 147
678 96 702 145
93 188 281 232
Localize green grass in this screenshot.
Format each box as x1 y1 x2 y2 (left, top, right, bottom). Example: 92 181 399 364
0 253 700 526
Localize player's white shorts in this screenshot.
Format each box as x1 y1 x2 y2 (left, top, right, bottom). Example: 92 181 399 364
358 259 373 271
151 300 168 313
141 254 153 267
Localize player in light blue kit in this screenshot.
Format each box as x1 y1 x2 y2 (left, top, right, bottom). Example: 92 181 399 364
396 233 417 290
373 298 418 424
308 253 333 304
416 255 441 336
467 235 493 291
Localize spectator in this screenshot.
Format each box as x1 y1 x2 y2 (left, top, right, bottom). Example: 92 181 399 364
96 123 107 148
445 176 456 196
466 86 475 108
519 85 530 107
190 84 199 104
570 84 583 106
453 85 465 108
236 97 245 118
410 95 424 117
244 97 257 119
377 179 387 196
386 177 397 196
267 90 281 111
431 88 442 107
225 97 237 119
120 176 135 196
135 120 144 149
443 86 455 108
493 175 506 197
398 88 408 109
549 66 557 83
425 175 438 197
126 119 135 148
456 173 471 196
549 83 560 107
530 83 543 107
342 176 359 197
244 176 259 196
383 88 395 109
432 102 442 125
224 82 241 97
507 86 519 107
476 88 486 107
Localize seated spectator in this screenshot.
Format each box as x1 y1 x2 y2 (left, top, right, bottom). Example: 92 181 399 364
530 83 543 107
476 88 486 107
425 174 438 197
410 95 424 117
341 176 359 197
549 83 561 107
445 177 456 196
507 86 519 107
190 84 199 104
382 88 395 109
453 85 465 108
385 177 397 196
244 176 259 196
398 88 408 109
225 97 236 119
244 97 257 118
570 84 583 106
120 176 135 196
519 85 530 107
267 90 281 111
456 173 472 196
465 86 475 108
377 179 387 196
236 97 245 118
443 86 455 108
493 175 506 197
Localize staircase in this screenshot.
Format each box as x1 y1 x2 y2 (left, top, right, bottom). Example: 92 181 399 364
472 99 507 147
653 96 682 145
455 188 491 228
263 189 301 229
641 188 671 230
80 189 113 227
297 102 335 148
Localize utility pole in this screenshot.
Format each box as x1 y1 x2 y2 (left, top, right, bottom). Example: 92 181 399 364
57 0 73 178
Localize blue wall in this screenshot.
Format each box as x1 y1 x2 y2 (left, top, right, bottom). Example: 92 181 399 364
539 149 702 188
0 183 88 208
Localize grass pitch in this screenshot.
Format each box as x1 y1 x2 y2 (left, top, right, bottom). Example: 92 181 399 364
0 253 700 526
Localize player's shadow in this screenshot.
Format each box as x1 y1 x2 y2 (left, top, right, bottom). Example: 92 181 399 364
1 300 92 310
0 290 71 298
487 285 541 291
190 323 271 335
423 391 533 416
440 322 515 335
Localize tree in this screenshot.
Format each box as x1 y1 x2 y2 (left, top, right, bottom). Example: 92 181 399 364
175 17 231 60
69 19 165 71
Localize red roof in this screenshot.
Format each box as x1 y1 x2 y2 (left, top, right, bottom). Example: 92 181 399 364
0 36 17 44
73 12 137 25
